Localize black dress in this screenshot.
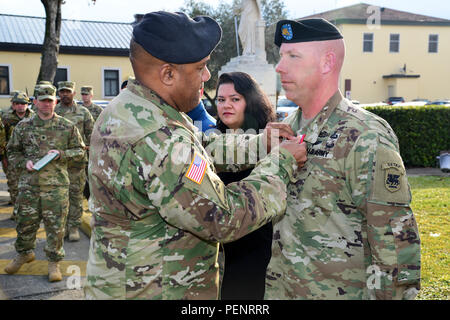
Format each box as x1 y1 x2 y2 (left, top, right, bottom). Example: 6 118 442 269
218 129 273 300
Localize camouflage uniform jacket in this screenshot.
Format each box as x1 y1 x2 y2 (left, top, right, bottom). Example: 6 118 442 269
85 78 297 300
6 114 85 189
83 102 103 122
55 101 93 141
55 101 93 165
265 91 421 300
0 117 5 158
2 107 34 146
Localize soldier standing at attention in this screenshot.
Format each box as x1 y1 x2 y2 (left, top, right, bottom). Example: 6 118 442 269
55 81 94 242
84 11 307 300
4 85 85 282
2 91 34 213
263 18 421 300
80 86 103 122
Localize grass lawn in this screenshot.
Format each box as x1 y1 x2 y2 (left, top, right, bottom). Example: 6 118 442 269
408 176 449 300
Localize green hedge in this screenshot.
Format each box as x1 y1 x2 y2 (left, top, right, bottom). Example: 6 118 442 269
363 105 450 168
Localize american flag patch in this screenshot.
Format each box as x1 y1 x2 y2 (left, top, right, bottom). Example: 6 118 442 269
185 152 207 184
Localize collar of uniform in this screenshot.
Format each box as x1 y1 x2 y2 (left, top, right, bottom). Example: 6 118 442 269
32 113 58 126
127 77 191 128
294 90 343 144
57 101 78 112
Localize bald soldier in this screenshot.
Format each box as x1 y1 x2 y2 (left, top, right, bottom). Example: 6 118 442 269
85 11 307 300
263 18 421 300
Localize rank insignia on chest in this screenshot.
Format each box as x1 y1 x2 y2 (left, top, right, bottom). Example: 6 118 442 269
382 162 403 192
186 152 207 184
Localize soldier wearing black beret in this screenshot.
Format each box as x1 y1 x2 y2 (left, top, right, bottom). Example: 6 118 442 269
264 18 421 300
85 11 308 300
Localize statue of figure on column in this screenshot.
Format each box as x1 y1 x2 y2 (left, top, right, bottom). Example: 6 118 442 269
238 0 265 58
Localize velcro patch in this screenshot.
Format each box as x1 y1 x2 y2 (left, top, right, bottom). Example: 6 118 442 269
382 162 403 192
370 144 411 204
185 152 207 185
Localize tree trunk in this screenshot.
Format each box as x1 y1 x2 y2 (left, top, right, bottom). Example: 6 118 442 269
37 0 63 84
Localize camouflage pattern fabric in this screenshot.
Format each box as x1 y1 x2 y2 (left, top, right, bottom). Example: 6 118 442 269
2 108 34 205
265 91 421 300
0 118 5 158
84 103 103 122
54 101 94 158
6 114 85 261
84 78 297 300
55 102 94 228
6 114 85 188
14 187 69 262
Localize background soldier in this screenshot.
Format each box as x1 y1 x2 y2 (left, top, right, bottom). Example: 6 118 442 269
80 86 103 122
0 90 20 117
55 81 94 242
4 85 85 282
79 86 103 200
2 91 34 213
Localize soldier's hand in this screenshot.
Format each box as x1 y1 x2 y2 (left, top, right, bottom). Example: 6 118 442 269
26 160 34 172
263 122 295 153
279 138 307 168
48 150 61 160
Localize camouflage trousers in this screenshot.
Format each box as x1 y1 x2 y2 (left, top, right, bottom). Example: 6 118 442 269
14 186 69 262
66 165 86 228
5 165 21 207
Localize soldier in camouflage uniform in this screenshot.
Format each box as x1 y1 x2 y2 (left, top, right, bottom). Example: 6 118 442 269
31 81 53 113
84 11 307 300
55 81 94 242
4 85 85 282
0 113 6 180
263 18 421 300
80 86 103 122
2 91 34 211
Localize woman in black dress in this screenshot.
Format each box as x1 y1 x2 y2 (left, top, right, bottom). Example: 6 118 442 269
215 72 276 300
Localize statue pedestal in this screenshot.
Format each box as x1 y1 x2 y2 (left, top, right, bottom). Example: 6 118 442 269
219 55 277 108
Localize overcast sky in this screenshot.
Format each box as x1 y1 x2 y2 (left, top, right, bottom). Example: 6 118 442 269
1 0 450 22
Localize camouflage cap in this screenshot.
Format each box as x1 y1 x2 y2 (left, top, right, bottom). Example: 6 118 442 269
36 85 57 101
57 81 76 92
11 91 30 104
81 86 93 95
38 80 53 86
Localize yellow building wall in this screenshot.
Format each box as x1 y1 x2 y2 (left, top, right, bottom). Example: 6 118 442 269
0 51 134 108
339 23 450 103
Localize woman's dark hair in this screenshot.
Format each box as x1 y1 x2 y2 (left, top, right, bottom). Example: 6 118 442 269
214 72 275 133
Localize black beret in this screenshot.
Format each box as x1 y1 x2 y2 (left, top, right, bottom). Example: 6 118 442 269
275 18 343 47
132 11 222 64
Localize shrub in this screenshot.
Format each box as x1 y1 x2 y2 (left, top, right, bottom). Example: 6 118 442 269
363 105 450 167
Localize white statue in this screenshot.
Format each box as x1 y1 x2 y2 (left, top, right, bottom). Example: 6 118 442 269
238 0 263 56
